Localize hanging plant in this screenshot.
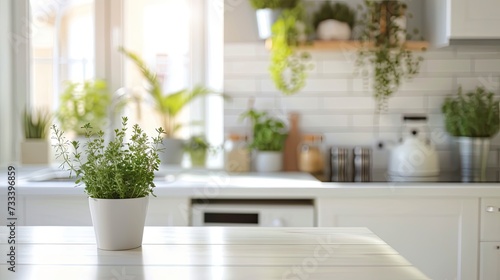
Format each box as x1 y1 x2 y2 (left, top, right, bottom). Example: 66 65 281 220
355 0 425 112
269 4 313 95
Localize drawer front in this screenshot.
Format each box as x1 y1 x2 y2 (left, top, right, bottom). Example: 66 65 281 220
480 242 500 280
481 199 500 241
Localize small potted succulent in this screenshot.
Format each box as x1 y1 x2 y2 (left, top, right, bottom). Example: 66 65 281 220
442 86 499 182
241 109 288 172
313 2 357 40
184 135 212 167
21 107 52 165
52 117 164 250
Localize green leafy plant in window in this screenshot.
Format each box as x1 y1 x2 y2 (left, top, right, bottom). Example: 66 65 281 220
355 0 425 112
23 107 52 139
57 79 111 136
249 0 299 9
269 4 313 95
183 135 214 167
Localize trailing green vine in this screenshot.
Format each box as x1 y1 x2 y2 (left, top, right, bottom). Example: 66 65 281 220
269 5 313 95
356 0 425 112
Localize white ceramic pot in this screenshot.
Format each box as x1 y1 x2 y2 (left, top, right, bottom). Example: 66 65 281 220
89 196 149 250
317 19 351 41
255 151 283 172
256 9 282 39
161 138 185 165
21 139 51 165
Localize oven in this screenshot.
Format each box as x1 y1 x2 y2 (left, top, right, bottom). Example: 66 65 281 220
191 199 315 227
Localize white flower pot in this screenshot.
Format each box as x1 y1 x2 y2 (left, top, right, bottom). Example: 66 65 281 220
21 139 51 165
89 196 149 250
317 19 351 41
256 9 282 39
161 138 185 165
255 151 283 172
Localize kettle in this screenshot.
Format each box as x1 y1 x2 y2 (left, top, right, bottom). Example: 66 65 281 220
387 116 440 182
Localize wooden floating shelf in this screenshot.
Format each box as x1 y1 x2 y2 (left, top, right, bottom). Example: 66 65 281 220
265 40 429 51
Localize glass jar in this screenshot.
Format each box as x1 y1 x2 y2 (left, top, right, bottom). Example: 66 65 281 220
298 134 324 174
224 133 250 172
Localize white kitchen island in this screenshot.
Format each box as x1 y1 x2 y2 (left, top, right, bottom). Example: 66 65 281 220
0 227 430 280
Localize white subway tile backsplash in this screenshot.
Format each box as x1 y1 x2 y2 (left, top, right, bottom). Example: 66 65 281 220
424 59 471 73
224 43 500 178
475 59 500 73
301 115 349 127
323 97 375 110
224 79 258 93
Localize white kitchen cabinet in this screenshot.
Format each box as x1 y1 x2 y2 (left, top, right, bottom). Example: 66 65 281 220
21 196 190 226
480 242 500 280
425 0 500 47
317 198 479 280
481 198 500 241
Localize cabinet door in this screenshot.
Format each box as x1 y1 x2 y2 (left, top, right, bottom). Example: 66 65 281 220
481 198 500 241
480 242 500 280
317 198 479 280
146 198 190 226
25 196 92 226
451 0 500 38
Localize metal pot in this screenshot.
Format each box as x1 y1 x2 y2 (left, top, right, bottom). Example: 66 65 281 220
456 137 490 182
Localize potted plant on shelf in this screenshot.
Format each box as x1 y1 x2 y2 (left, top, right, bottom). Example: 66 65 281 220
313 1 357 40
249 0 300 39
241 109 288 172
57 79 111 137
184 135 212 167
442 86 499 182
52 117 164 250
21 107 52 165
355 0 425 112
119 47 218 165
269 4 313 95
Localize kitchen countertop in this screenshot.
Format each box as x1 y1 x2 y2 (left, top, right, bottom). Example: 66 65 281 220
0 226 430 280
3 165 500 197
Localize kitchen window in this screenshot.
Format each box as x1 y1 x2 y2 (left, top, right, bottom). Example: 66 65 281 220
1 0 223 165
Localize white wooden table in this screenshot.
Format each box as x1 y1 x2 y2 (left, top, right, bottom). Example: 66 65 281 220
0 227 430 280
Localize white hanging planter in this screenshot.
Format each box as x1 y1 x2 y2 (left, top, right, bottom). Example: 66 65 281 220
89 196 149 250
255 151 283 172
256 9 282 39
316 19 351 41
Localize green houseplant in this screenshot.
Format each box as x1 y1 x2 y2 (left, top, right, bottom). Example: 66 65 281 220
241 109 288 172
52 117 164 250
356 0 424 112
21 107 53 165
57 79 111 137
184 135 212 167
120 47 217 165
442 86 499 182
269 4 313 95
313 2 357 40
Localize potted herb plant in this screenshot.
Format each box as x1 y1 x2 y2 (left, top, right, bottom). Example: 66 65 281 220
57 79 111 137
52 117 164 250
184 135 212 167
442 86 499 182
313 2 357 40
120 47 217 165
241 109 288 172
249 0 300 39
21 107 52 165
356 0 424 112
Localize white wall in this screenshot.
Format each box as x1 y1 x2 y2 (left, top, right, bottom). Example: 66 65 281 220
0 0 13 166
223 43 500 181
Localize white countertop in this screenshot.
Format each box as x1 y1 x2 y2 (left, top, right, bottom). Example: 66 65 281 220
0 226 430 280
3 166 500 197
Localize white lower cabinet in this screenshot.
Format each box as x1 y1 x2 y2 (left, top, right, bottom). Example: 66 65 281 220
22 196 190 226
480 242 500 280
317 198 479 280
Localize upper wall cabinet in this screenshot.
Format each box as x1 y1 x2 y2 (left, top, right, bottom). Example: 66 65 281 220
425 0 500 47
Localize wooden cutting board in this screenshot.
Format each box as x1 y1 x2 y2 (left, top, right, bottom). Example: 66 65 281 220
283 112 301 171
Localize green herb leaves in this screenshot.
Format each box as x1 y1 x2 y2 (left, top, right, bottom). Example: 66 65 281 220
241 109 288 151
52 117 164 199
